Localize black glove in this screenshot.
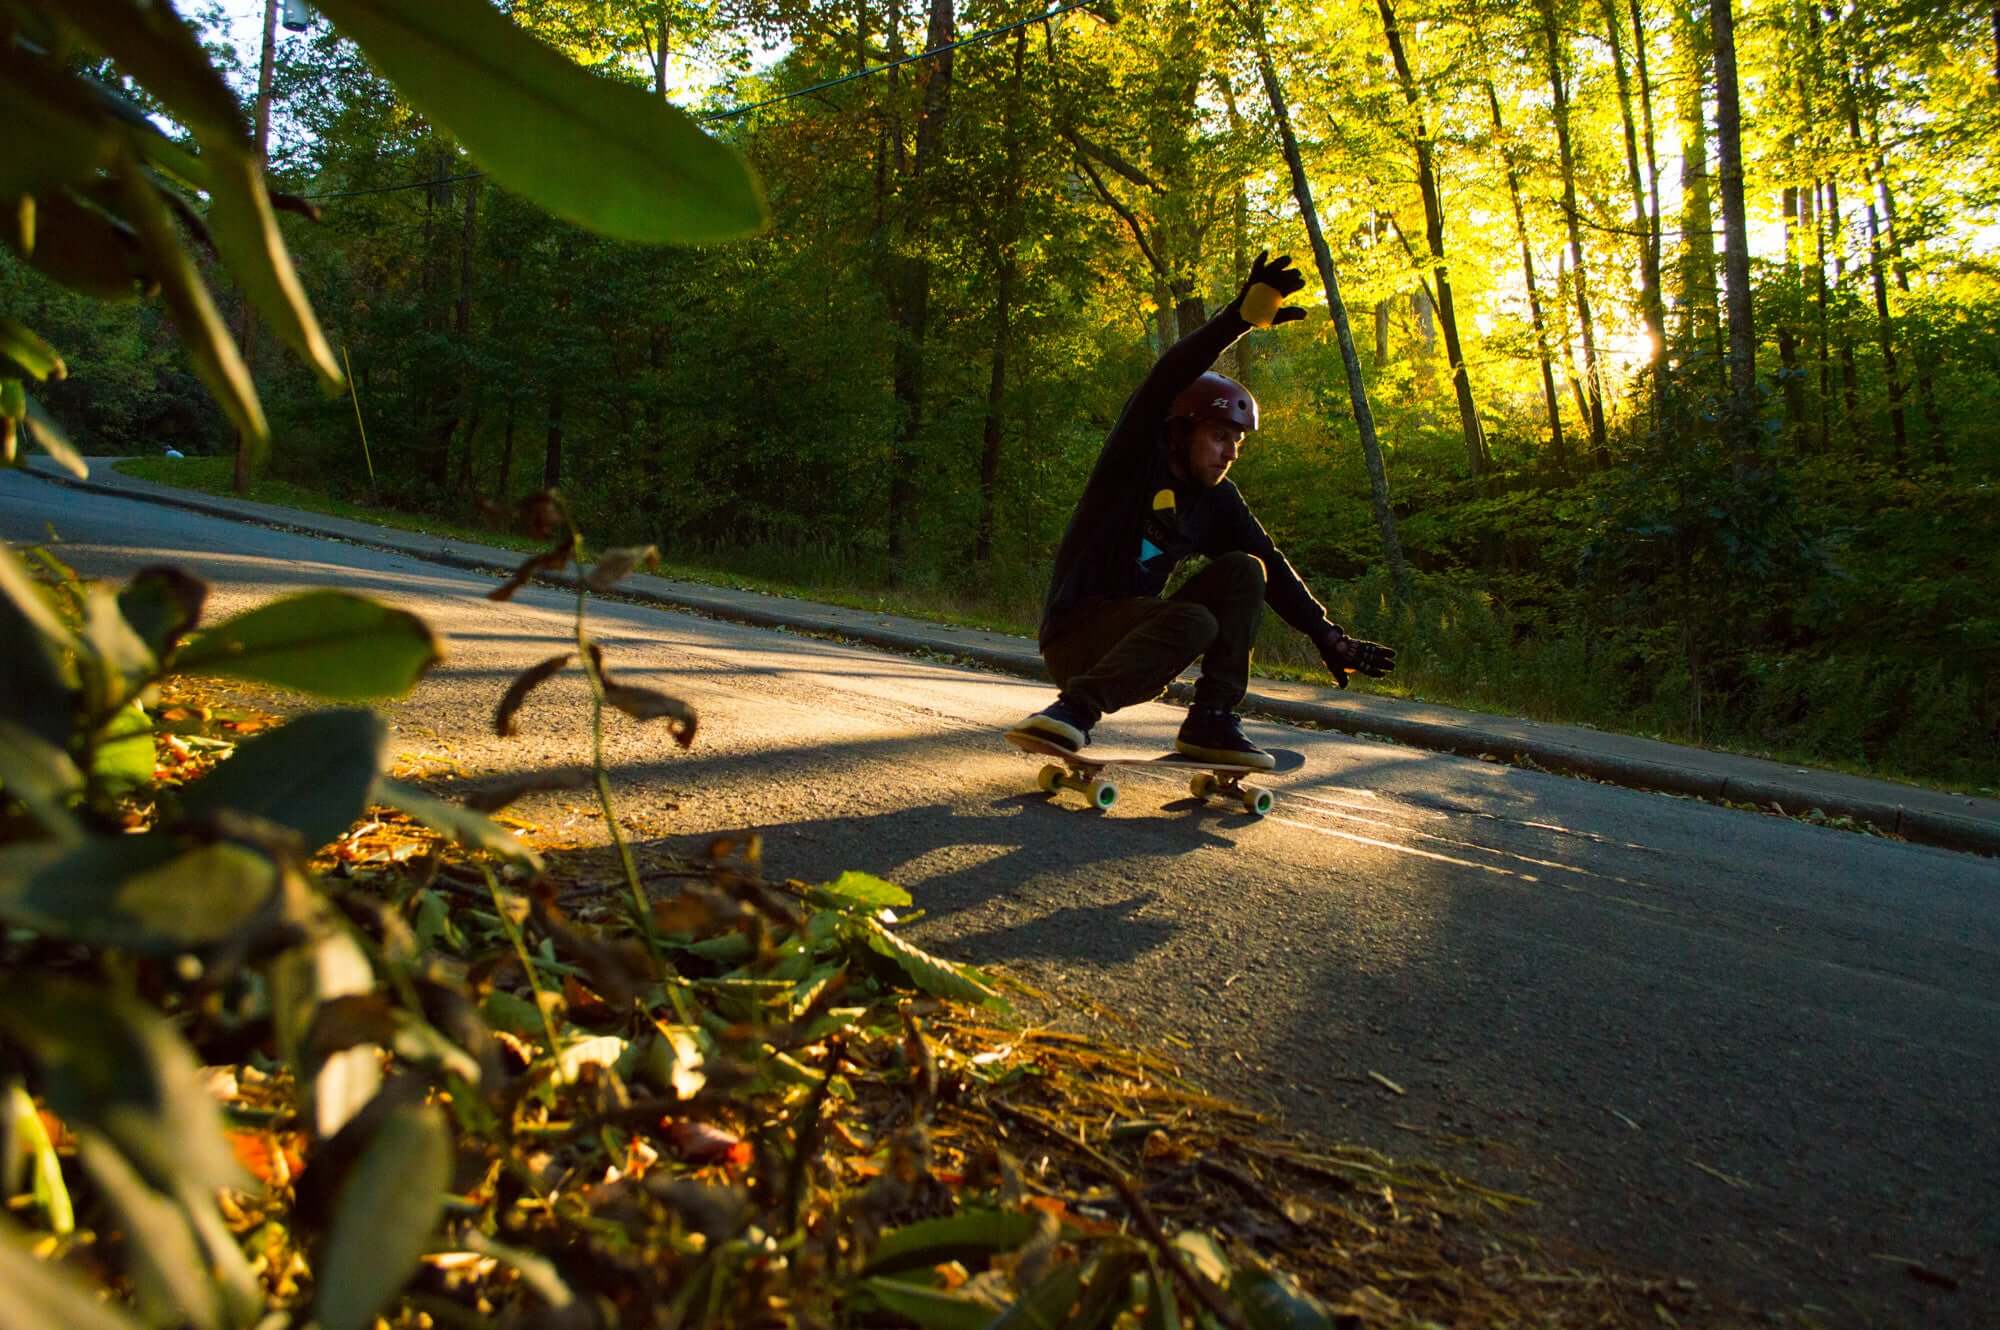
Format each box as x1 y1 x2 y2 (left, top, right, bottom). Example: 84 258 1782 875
1316 626 1396 689
1238 250 1308 328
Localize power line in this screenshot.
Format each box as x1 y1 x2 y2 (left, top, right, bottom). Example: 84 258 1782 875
299 0 1094 203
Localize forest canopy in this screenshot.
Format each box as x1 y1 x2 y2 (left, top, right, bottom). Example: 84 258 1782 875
5 0 1998 784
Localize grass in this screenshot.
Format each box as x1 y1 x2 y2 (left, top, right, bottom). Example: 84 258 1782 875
110 456 1995 800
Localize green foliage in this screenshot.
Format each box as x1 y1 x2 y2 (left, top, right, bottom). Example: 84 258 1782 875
1 0 764 479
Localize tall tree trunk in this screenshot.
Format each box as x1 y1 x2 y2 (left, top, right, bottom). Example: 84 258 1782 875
542 385 563 490
1631 0 1666 318
1539 0 1609 463
885 0 955 574
1673 1 1720 365
1836 71 1907 467
1379 0 1488 476
1555 250 1593 430
1485 78 1569 475
496 398 516 499
1824 179 1861 441
1600 0 1666 377
976 26 1027 566
1808 180 1831 451
449 174 481 496
1255 22 1409 594
233 0 281 494
1221 73 1253 386
1865 112 1946 461
1709 0 1756 438
1778 182 1807 435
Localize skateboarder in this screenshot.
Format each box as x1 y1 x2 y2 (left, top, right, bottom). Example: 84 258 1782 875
1014 251 1396 770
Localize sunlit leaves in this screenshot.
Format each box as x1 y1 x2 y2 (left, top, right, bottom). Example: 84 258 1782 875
310 0 767 243
864 1210 1040 1275
176 590 442 698
850 915 1006 1010
373 777 544 869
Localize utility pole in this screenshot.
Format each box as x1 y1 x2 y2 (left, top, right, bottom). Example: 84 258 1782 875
233 0 281 493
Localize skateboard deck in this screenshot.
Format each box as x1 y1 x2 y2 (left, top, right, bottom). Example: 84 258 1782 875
1003 729 1278 815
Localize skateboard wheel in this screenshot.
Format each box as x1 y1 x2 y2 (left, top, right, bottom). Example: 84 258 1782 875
1087 777 1119 810
1241 785 1273 817
1037 764 1064 794
1190 772 1217 799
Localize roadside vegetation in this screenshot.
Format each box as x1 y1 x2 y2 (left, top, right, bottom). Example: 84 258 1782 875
13 0 1998 788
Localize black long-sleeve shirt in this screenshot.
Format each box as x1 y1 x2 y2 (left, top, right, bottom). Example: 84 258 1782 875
1038 304 1334 647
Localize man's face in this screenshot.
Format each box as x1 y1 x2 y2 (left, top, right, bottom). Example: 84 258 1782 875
1185 418 1245 487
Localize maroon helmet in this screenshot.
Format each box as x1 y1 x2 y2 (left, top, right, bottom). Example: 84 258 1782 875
1168 371 1258 432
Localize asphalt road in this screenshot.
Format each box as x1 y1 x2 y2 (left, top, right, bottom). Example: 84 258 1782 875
6 470 1997 1326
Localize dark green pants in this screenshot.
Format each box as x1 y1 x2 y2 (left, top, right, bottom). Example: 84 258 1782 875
1041 552 1267 715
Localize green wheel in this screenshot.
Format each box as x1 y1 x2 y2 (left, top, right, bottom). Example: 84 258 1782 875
1037 764 1064 793
1087 777 1119 810
1242 785 1274 817
1189 772 1217 800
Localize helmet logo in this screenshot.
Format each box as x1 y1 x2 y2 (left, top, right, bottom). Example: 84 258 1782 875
1211 397 1229 409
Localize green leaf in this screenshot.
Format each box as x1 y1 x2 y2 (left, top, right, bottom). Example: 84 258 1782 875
175 590 442 698
310 0 767 243
852 917 1007 1009
81 583 157 712
0 59 120 197
814 869 914 910
373 777 543 869
1232 1269 1332 1330
90 697 155 798
0 546 78 747
117 565 207 657
0 1212 145 1330
864 1209 1040 1275
115 160 267 455
204 150 343 388
8 188 147 302
0 719 83 842
1 376 24 419
0 319 65 381
61 0 252 145
312 1103 452 1330
1142 1261 1180 1330
0 542 79 653
1070 1250 1147 1330
863 1278 1001 1330
990 1260 1085 1330
21 390 87 478
0 980 247 1196
0 835 281 953
180 709 385 851
10 1083 74 1235
270 922 383 1139
72 1136 223 1330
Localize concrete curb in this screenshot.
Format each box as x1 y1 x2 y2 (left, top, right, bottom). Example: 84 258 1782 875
29 465 2000 858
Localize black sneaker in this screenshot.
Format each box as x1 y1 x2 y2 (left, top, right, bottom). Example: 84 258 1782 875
1176 705 1275 770
1012 694 1099 752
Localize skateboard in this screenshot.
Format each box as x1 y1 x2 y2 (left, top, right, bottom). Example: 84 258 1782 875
1004 730 1277 816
